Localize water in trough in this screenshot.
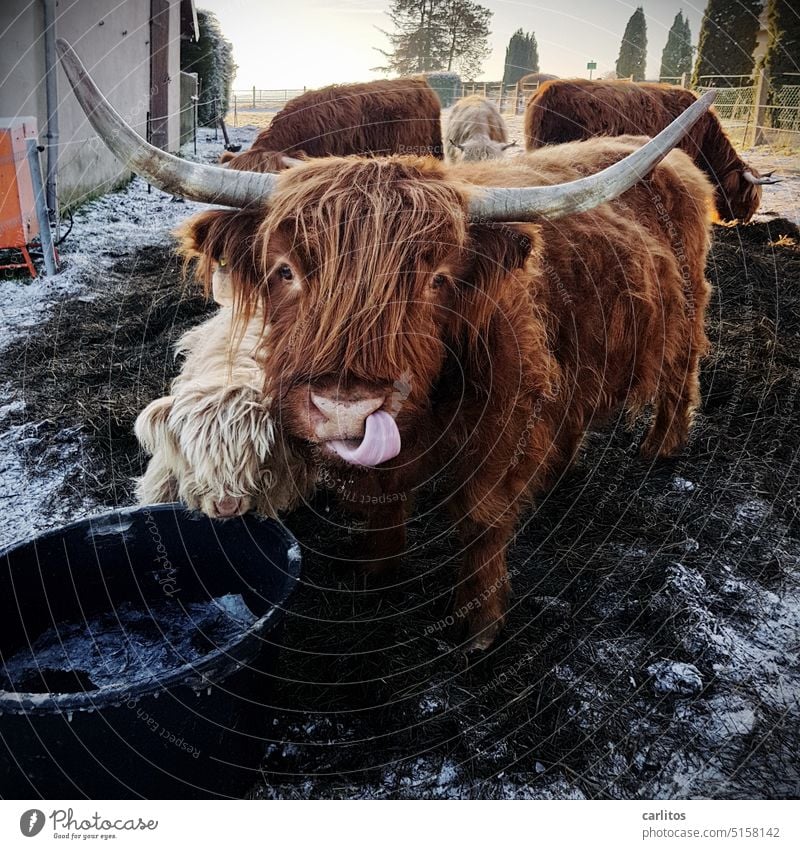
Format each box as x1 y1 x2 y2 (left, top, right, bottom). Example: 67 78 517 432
1 594 256 694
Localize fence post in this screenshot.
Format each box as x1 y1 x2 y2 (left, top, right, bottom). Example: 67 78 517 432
26 139 57 277
751 68 769 146
514 81 521 114
252 86 256 109
680 72 688 89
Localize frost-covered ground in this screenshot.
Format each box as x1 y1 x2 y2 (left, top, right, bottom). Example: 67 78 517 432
0 182 209 549
1 124 798 800
0 124 261 549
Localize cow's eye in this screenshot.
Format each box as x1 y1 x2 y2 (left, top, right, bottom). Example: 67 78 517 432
431 273 448 290
277 263 294 282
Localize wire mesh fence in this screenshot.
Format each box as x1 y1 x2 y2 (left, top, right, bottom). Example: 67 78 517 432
228 89 306 126
695 84 757 146
223 75 800 151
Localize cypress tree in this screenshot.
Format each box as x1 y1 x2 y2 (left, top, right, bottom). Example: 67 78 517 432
692 0 762 86
660 11 694 80
616 6 648 81
502 29 540 86
764 0 800 89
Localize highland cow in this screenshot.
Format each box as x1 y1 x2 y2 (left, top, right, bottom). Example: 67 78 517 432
222 77 443 172
524 78 780 222
517 72 559 89
445 95 515 162
60 39 716 650
134 304 315 519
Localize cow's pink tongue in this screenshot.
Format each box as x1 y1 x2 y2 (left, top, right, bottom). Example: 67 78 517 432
328 411 401 466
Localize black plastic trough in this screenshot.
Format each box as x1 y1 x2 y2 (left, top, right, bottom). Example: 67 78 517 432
0 504 301 799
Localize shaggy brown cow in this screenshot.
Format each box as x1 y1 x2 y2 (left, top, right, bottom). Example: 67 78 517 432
190 144 712 647
445 95 515 162
524 79 779 223
222 77 443 172
59 39 716 650
517 72 559 88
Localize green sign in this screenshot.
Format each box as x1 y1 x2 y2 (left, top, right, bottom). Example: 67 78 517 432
587 61 597 70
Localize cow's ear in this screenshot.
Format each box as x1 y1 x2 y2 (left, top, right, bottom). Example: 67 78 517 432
174 210 219 259
175 210 263 302
460 222 539 340
134 395 175 455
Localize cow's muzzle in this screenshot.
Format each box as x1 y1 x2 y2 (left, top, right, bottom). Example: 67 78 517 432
309 388 402 467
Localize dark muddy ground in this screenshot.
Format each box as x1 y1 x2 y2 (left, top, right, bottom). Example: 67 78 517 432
0 209 798 799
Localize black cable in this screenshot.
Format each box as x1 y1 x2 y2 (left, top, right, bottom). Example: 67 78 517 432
53 209 74 246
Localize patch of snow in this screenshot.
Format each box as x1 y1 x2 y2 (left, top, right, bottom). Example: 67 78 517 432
0 131 233 549
0 398 24 423
0 422 99 550
648 660 704 696
436 759 458 787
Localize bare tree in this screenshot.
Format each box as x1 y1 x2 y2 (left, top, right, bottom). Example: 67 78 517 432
375 0 492 78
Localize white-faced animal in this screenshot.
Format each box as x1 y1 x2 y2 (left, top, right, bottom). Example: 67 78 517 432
445 95 516 162
134 305 314 519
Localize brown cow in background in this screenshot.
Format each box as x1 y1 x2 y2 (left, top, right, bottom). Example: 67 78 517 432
524 79 779 222
221 77 443 172
517 72 559 88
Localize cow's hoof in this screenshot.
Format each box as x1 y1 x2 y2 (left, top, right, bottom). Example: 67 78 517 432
465 631 496 653
462 617 504 653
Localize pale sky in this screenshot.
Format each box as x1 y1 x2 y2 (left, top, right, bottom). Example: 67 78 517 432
199 1 713 90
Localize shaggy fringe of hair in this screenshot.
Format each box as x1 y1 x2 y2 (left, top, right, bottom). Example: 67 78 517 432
257 156 468 388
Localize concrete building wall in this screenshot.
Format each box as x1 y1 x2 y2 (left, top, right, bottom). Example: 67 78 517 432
0 0 183 210
167 0 181 152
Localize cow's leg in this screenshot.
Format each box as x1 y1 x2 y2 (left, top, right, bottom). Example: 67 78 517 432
348 472 411 579
451 517 516 651
446 414 562 650
359 500 408 580
641 341 702 460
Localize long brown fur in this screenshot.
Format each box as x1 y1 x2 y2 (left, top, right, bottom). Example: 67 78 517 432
223 77 443 171
524 79 764 222
517 72 559 88
179 139 714 648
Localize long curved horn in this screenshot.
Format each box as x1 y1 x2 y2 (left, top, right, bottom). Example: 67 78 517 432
56 39 277 208
743 170 783 186
469 89 717 222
